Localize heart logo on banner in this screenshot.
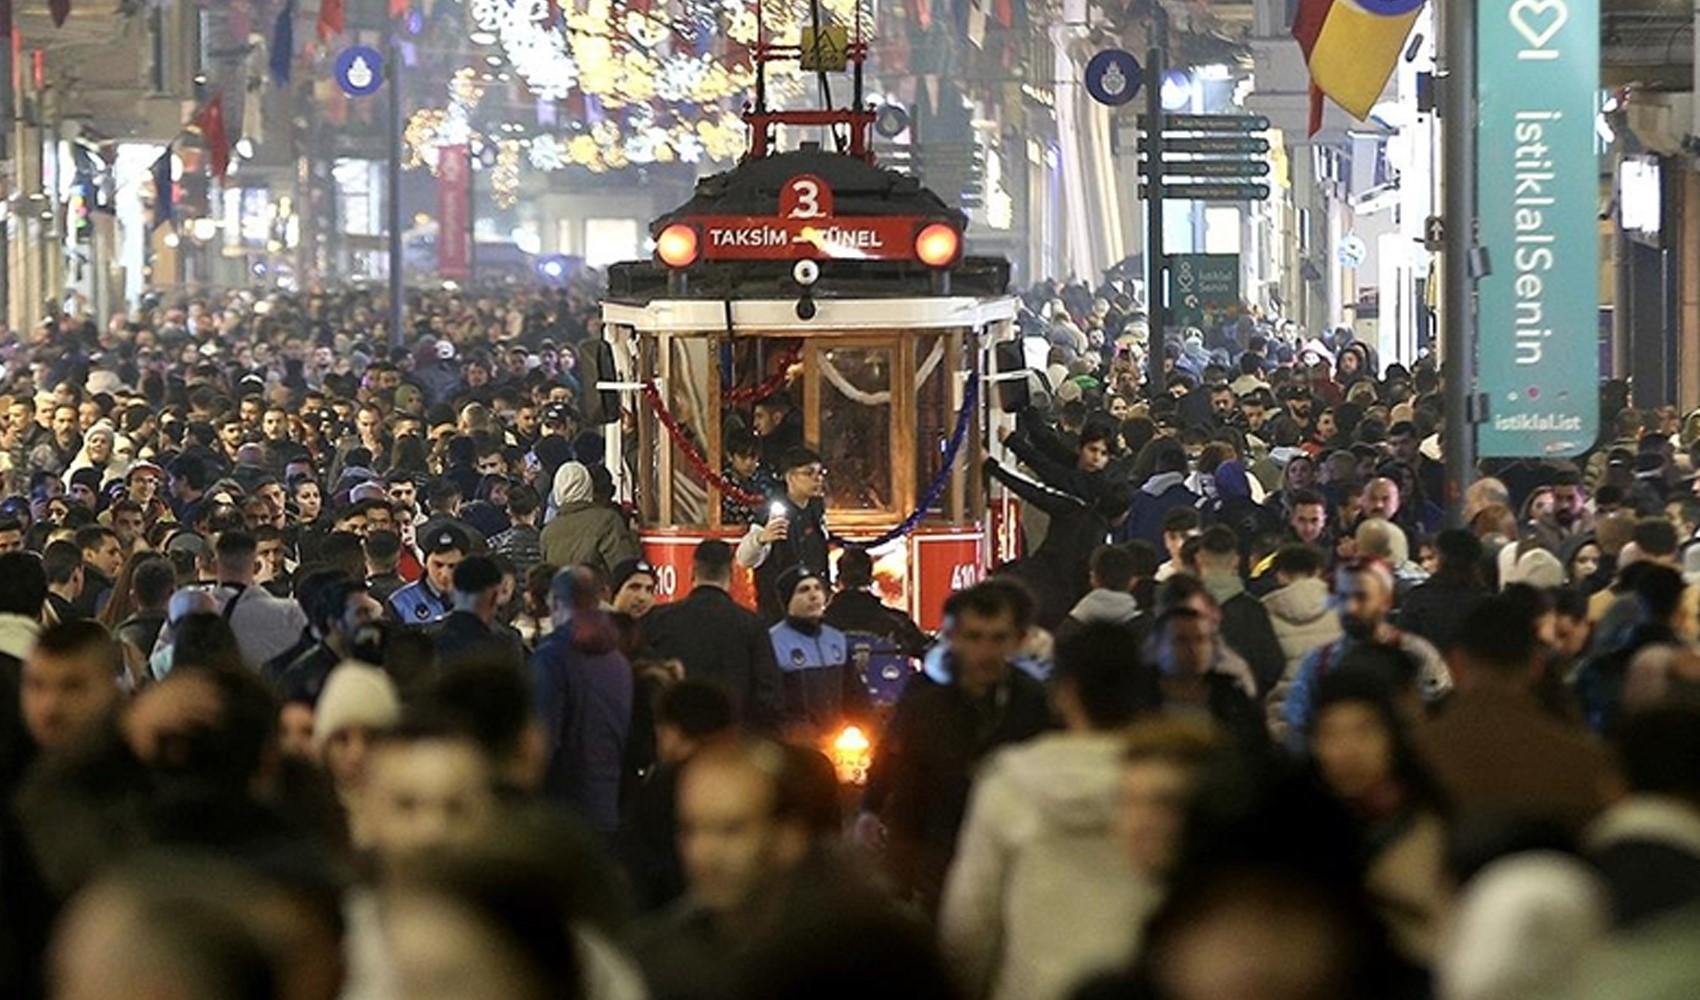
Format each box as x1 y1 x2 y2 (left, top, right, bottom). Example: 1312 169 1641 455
1508 0 1569 50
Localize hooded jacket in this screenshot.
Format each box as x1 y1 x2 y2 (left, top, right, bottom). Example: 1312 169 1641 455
541 462 639 575
940 733 1164 1000
1262 577 1344 674
1116 471 1199 549
1053 589 1146 648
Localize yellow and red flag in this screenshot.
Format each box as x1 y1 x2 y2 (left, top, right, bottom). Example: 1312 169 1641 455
1292 0 1423 134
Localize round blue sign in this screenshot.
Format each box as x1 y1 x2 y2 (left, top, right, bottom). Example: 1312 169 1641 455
1085 48 1142 106
335 45 385 98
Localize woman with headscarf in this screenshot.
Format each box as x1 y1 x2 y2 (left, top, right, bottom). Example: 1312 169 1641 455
64 421 129 489
539 460 638 576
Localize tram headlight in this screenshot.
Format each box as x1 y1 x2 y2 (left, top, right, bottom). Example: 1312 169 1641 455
914 222 962 268
656 224 700 269
792 259 820 286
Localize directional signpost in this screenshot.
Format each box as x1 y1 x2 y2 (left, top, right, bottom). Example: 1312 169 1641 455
1134 113 1272 202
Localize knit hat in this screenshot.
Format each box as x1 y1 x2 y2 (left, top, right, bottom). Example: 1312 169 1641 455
312 662 401 746
610 558 656 594
774 564 825 605
1437 852 1607 1000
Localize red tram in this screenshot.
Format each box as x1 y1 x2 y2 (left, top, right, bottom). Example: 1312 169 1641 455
592 15 1020 629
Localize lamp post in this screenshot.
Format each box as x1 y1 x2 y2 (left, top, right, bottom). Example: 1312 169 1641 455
1439 0 1477 525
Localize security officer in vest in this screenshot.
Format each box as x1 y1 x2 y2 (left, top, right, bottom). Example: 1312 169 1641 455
388 525 467 626
767 565 872 735
736 446 830 624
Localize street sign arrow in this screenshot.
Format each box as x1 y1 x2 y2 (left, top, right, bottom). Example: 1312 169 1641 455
1137 114 1269 132
1140 159 1271 178
1140 182 1271 201
1424 215 1445 251
1142 136 1271 154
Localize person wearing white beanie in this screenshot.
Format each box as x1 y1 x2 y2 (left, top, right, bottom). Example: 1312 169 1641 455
1437 852 1609 1000
314 661 401 804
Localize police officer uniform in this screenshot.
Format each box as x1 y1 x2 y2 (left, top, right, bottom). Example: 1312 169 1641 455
388 527 465 625
766 566 870 731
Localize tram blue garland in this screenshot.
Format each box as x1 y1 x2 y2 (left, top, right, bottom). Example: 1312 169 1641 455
830 352 981 550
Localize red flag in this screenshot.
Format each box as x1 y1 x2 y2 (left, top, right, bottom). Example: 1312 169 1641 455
48 0 68 28
194 96 231 178
390 0 410 16
318 0 344 40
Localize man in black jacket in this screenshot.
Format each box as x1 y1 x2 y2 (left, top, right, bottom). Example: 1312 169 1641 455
735 447 830 625
645 540 783 729
857 580 1052 916
434 555 526 670
822 548 930 658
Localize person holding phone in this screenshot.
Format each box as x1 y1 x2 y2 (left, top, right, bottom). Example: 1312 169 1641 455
736 446 830 624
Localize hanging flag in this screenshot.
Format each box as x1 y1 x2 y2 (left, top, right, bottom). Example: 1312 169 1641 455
193 96 232 178
151 147 174 231
1291 0 1422 134
271 0 295 85
48 0 68 28
318 0 344 40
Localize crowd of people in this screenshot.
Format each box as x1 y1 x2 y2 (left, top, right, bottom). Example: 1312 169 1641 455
0 273 1698 1000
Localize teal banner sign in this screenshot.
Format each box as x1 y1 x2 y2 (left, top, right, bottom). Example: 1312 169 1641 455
1477 0 1600 457
1167 253 1241 331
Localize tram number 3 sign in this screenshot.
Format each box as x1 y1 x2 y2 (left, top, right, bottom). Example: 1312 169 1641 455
780 175 833 220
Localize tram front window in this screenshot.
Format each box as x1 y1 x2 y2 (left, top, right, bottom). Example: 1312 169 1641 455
819 347 893 512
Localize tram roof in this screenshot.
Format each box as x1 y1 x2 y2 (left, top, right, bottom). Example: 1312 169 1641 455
651 148 967 233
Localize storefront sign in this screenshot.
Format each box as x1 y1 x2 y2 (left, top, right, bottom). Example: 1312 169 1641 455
1476 0 1599 457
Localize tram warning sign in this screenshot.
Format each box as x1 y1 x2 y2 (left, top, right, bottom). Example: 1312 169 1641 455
799 25 850 71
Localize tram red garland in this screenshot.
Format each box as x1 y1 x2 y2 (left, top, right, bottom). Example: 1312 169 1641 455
641 345 981 546
723 351 800 406
640 381 767 506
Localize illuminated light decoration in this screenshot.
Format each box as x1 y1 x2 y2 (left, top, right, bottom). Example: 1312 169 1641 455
656 223 701 268
528 134 565 170
914 222 962 268
468 0 578 100
491 140 523 208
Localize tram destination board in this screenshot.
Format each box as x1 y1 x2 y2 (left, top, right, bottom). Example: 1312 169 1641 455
1138 182 1271 201
684 214 931 261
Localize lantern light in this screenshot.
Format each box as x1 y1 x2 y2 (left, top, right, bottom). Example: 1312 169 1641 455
829 725 873 785
914 222 961 268
656 223 700 268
